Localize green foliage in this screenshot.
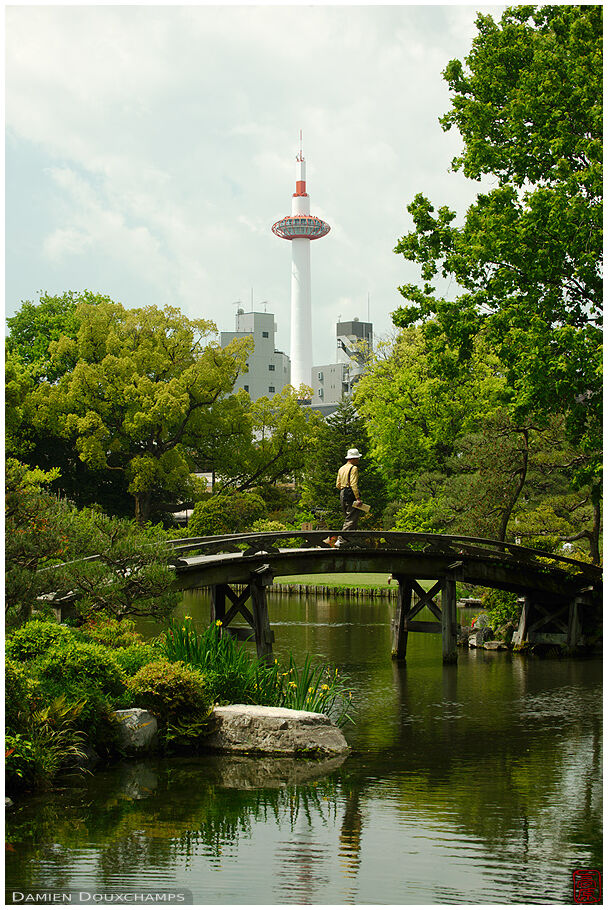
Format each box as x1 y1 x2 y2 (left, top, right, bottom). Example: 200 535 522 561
34 639 126 697
212 386 323 493
251 518 289 534
113 643 161 676
126 659 210 722
354 328 506 503
392 500 444 534
162 618 353 724
79 615 144 649
6 619 77 662
186 491 267 536
5 659 35 734
5 734 38 791
5 460 74 626
6 290 89 382
5 697 88 793
37 680 120 748
60 509 179 621
480 589 521 630
392 5 602 478
278 654 353 725
15 295 252 521
300 399 387 527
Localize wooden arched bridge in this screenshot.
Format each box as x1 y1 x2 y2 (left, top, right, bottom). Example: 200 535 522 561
167 530 602 664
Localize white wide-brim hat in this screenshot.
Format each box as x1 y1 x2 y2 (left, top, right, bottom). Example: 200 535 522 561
346 448 362 459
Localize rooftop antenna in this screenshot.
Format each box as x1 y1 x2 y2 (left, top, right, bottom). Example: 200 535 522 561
297 129 304 162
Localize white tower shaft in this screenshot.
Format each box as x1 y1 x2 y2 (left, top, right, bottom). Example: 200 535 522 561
290 158 312 390
272 144 330 395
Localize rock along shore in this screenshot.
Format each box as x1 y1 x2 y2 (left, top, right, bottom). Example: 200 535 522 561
114 704 350 758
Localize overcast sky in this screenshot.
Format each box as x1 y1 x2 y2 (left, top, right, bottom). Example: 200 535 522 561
6 3 506 364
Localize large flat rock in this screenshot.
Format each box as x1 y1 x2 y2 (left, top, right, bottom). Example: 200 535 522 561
205 704 350 756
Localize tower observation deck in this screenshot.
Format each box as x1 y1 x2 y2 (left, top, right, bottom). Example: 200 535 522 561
272 141 330 392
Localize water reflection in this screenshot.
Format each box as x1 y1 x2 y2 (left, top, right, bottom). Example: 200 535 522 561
6 591 602 904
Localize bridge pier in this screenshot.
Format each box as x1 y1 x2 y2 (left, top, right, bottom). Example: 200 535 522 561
390 574 458 664
442 576 458 664
390 576 412 661
209 565 275 663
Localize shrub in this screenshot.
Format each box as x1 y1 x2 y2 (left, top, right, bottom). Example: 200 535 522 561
5 698 88 793
481 589 521 629
5 659 35 733
114 643 159 676
186 491 267 536
34 640 126 697
6 734 38 792
33 676 121 748
393 500 444 534
80 616 144 650
6 620 77 663
126 659 210 721
163 618 261 704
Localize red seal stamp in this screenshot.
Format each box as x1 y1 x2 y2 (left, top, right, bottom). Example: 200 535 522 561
573 869 602 904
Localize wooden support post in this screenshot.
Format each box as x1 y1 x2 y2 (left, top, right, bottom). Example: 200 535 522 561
210 584 227 626
567 596 583 651
250 566 275 664
512 596 530 647
391 576 412 661
442 577 458 664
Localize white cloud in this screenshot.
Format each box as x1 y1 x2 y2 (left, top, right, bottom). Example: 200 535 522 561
6 4 505 362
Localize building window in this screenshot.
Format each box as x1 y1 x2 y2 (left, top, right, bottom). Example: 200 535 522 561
318 389 324 398
244 385 249 392
268 364 275 371
262 331 269 338
269 386 275 393
317 371 323 381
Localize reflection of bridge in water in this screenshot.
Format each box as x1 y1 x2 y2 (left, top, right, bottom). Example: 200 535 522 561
170 531 602 664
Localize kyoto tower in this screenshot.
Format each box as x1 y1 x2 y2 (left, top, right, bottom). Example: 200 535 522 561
272 136 330 391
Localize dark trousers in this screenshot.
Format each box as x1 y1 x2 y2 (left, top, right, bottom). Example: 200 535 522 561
340 489 360 532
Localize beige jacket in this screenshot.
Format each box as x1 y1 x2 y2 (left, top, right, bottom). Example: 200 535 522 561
336 462 360 500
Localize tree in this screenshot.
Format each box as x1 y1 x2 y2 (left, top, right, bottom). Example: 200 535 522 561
212 386 323 493
60 509 179 621
5 461 179 625
299 399 387 527
6 290 104 382
186 491 267 536
5 459 71 626
353 326 507 502
28 298 252 522
393 6 602 475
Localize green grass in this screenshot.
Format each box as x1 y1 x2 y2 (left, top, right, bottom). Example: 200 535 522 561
273 572 395 589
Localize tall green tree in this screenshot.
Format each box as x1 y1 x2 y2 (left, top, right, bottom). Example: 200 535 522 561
354 326 506 502
393 5 602 482
28 298 252 522
6 290 104 382
212 386 323 493
300 399 387 527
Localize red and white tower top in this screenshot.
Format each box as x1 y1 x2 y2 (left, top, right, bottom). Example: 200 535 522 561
272 135 330 392
272 136 330 240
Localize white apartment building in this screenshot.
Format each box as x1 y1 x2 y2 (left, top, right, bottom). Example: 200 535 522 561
311 318 373 411
220 309 291 401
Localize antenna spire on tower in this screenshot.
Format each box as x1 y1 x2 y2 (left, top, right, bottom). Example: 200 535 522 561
297 129 304 162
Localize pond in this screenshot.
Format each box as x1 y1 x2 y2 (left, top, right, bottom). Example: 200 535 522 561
5 590 602 905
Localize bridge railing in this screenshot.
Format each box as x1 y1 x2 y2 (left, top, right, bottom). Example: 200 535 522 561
167 530 602 581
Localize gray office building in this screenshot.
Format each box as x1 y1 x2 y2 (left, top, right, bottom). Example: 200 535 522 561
220 309 291 401
311 318 373 410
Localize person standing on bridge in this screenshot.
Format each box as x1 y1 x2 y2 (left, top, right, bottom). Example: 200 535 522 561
331 448 363 548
